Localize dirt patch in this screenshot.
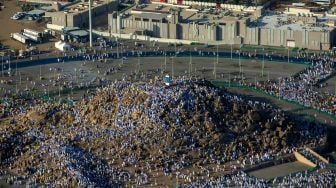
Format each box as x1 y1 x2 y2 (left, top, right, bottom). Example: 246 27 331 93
248 161 311 180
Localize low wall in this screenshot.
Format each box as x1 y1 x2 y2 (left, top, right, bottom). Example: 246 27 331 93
97 30 238 45
294 151 317 167
94 30 197 45
244 155 294 173
305 147 329 164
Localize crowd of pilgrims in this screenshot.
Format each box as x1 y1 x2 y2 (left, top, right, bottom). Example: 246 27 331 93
252 55 336 116
185 168 336 187
0 77 333 187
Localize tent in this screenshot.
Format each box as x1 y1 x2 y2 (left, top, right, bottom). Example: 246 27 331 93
55 40 71 51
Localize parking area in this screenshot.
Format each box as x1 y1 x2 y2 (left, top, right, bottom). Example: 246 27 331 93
0 0 55 51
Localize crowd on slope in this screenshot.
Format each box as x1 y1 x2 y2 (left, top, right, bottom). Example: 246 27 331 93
0 78 331 187
252 56 336 116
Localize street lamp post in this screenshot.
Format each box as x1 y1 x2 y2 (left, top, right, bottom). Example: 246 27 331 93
213 45 219 79
213 59 216 79
164 50 167 71
138 52 140 74
19 71 21 85
239 49 241 75
255 76 257 89
116 37 119 59
230 42 233 59
39 65 42 80
229 73 231 87
89 0 92 48
8 56 11 76
1 55 3 77
262 48 265 76
189 50 192 78
171 56 174 78
287 47 290 63
278 77 281 100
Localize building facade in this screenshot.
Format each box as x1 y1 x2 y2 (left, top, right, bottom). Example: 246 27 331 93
108 9 336 50
46 0 118 28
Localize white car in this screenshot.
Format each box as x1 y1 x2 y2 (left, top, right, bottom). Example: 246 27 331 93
11 12 25 20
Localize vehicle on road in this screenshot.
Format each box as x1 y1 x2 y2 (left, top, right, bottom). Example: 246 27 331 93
11 12 26 20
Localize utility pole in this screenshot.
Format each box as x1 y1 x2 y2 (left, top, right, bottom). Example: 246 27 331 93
262 48 265 77
230 43 233 59
15 61 17 76
229 73 231 87
287 47 290 63
241 66 244 83
164 50 167 71
1 55 3 77
278 78 281 100
39 65 42 80
239 48 241 75
19 71 21 85
213 45 219 79
89 0 92 48
171 56 174 78
8 56 11 76
254 76 257 89
138 52 140 74
217 45 219 65
116 37 119 58
213 59 216 79
189 50 192 78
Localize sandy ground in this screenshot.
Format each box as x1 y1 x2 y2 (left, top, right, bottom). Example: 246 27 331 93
248 161 311 180
0 56 306 100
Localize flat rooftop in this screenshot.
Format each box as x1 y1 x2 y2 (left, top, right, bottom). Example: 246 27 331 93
182 11 250 24
249 13 335 32
68 30 89 37
126 3 251 24
139 3 172 12
64 0 109 14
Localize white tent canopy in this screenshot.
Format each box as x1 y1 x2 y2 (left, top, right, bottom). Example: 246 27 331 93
55 40 71 51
